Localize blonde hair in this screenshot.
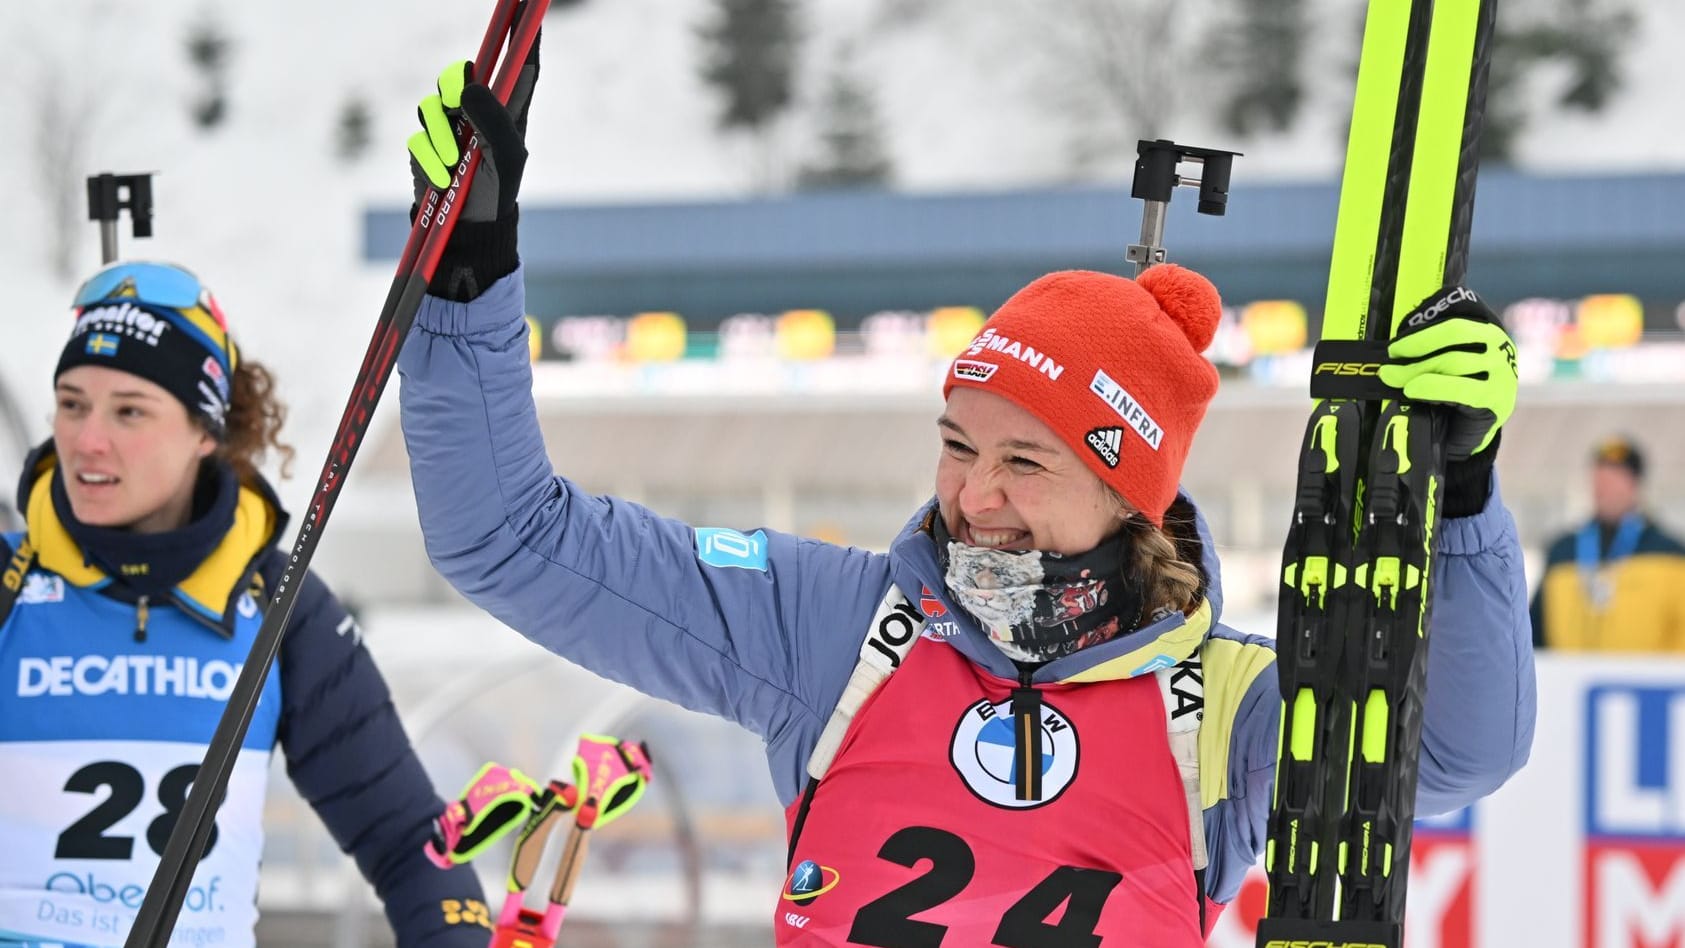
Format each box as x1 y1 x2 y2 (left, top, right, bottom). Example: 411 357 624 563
1116 495 1205 617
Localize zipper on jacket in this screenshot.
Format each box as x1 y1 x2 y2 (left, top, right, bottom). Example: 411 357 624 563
1010 667 1043 802
134 595 150 643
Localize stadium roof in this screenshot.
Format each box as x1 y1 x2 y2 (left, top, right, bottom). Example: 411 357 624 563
367 171 1685 269
365 171 1685 327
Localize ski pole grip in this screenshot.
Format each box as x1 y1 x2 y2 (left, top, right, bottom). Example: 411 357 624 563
550 831 592 906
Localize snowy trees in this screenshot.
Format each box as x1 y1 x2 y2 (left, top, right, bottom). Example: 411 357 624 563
698 0 803 189
797 44 894 190
1483 0 1637 161
1210 0 1308 137
184 13 234 131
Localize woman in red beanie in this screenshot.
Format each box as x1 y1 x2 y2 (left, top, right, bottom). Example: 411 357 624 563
398 65 1534 946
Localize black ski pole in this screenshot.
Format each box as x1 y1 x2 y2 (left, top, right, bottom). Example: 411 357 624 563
124 2 547 944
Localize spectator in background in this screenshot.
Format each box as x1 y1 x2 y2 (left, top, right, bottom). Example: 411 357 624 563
1532 436 1685 651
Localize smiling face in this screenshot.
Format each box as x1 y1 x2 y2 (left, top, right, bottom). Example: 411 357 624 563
935 386 1123 557
53 365 215 534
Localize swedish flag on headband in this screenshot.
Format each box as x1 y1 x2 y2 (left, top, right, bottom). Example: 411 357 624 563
84 333 120 357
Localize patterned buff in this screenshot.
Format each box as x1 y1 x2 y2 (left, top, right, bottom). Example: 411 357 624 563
931 516 1145 663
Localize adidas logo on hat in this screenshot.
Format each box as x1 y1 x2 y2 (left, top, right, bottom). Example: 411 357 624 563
1085 427 1123 468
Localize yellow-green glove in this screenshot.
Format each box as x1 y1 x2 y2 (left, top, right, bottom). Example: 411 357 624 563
1378 286 1517 462
408 52 538 224
406 37 539 302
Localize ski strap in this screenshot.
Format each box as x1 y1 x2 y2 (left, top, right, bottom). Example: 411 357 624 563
425 762 545 869
570 734 654 830
1157 654 1208 871
805 585 922 781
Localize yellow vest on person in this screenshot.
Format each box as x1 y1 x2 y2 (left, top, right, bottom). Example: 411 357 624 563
1534 518 1685 652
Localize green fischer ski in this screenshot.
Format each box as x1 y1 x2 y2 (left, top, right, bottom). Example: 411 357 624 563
1259 0 1495 945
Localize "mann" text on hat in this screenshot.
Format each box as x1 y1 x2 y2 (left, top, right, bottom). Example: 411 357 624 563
964 328 1065 380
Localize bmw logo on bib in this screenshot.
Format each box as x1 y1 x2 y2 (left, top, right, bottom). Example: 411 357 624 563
950 696 1078 808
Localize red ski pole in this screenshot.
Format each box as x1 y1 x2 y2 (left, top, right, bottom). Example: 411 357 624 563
124 3 549 945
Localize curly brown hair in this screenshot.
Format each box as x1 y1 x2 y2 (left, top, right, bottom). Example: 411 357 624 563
214 358 295 484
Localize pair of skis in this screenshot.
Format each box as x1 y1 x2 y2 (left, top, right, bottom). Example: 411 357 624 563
1259 0 1496 945
123 1 551 945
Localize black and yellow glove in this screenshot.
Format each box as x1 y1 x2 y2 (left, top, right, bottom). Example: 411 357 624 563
1380 286 1519 516
407 37 539 301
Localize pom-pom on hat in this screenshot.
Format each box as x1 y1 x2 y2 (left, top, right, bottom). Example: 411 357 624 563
943 265 1223 525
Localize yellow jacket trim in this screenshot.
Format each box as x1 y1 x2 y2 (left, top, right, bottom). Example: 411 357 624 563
25 468 278 626
1198 635 1277 809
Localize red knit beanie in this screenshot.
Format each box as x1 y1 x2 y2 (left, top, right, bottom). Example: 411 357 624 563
943 266 1222 526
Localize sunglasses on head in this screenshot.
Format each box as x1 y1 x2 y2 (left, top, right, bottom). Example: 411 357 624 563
72 261 229 330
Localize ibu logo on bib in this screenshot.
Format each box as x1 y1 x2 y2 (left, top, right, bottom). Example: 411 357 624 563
950 696 1078 809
